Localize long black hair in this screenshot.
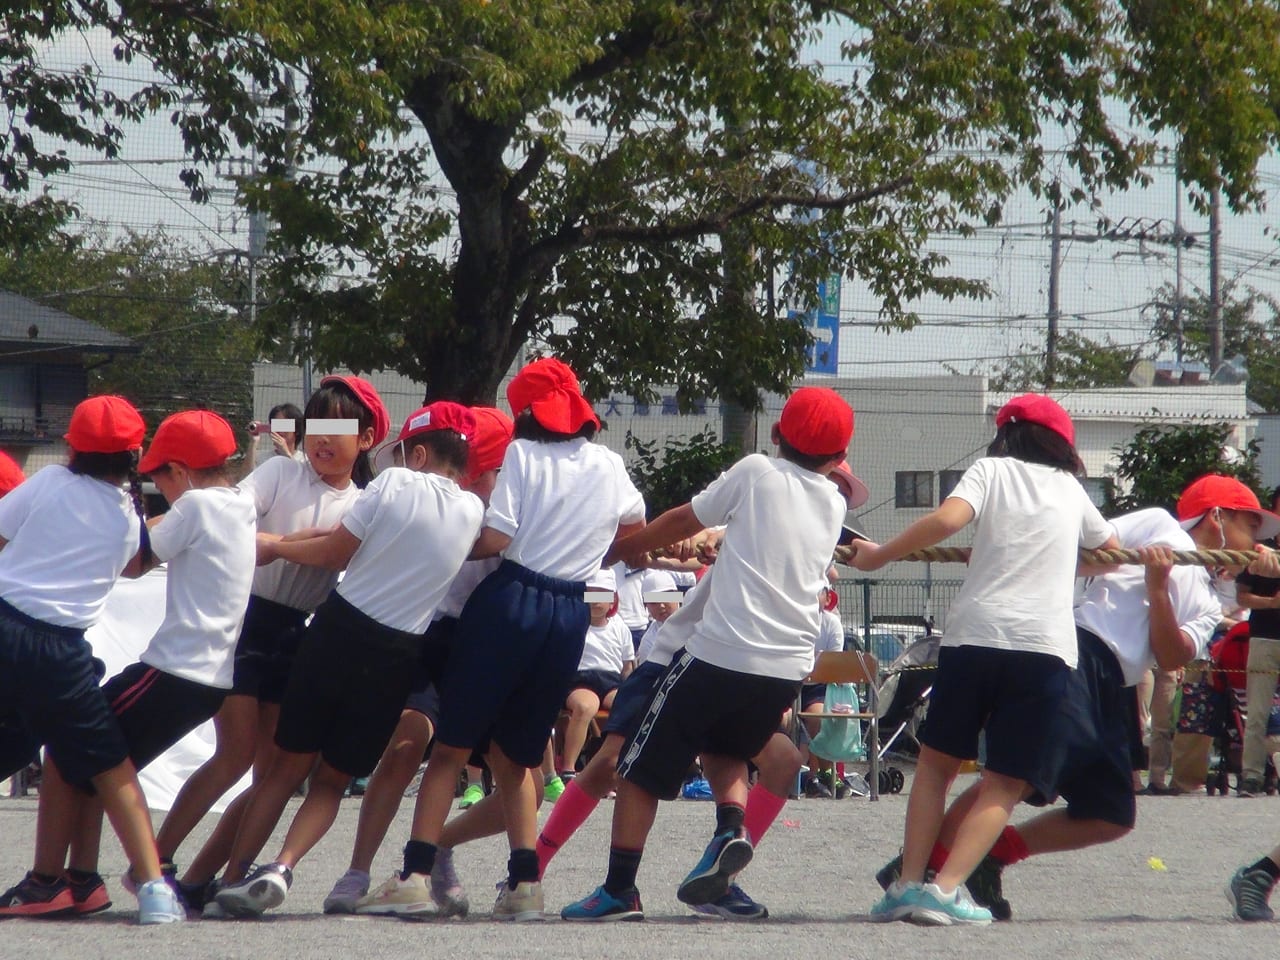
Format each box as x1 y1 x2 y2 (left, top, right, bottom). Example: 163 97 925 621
304 382 376 487
987 421 1085 476
68 449 151 566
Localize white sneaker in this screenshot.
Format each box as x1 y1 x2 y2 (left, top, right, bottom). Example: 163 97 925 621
214 863 292 918
492 879 544 922
323 868 371 915
355 872 435 916
136 878 185 925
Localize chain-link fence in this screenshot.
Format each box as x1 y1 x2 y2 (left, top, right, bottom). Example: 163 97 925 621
833 577 966 670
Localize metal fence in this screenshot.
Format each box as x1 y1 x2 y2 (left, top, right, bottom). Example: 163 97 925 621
833 577 965 669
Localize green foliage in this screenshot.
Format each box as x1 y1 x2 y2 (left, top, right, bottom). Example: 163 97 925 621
624 427 739 517
0 201 257 436
984 331 1144 392
1107 422 1262 514
6 2 1280 406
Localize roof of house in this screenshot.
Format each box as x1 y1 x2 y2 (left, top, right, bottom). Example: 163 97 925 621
0 290 136 354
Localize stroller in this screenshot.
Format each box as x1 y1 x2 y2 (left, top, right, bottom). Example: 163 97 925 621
1202 623 1280 795
868 633 941 794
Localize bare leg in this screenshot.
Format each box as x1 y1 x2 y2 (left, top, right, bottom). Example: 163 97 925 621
934 769 1025 892
702 756 749 808
561 689 600 778
68 795 106 874
750 732 804 798
275 761 354 870
349 711 432 874
221 750 316 884
610 779 660 850
32 756 79 877
489 744 538 852
901 746 961 883
409 743 470 844
156 694 258 863
93 761 163 882
1006 808 1130 856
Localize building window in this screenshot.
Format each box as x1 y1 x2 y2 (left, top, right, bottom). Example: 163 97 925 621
895 471 933 508
938 469 965 502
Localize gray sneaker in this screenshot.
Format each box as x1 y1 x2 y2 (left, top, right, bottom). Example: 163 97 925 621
1228 866 1276 922
430 847 469 918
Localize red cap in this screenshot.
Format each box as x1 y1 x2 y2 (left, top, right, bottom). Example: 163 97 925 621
320 375 390 446
506 357 600 434
0 450 25 496
828 459 870 509
64 396 145 454
467 406 514 481
139 410 238 474
995 393 1074 446
1177 474 1280 539
778 387 853 457
391 402 476 447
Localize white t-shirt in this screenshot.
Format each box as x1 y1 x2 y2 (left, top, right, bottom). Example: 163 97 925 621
141 487 257 689
485 438 645 583
816 608 845 655
238 456 361 612
942 457 1113 667
1074 507 1221 686
642 567 714 666
435 557 502 621
0 465 140 628
685 455 845 681
338 467 485 633
579 617 635 673
613 562 649 630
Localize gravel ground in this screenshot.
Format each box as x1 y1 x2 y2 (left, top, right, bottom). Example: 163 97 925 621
1 768 1277 960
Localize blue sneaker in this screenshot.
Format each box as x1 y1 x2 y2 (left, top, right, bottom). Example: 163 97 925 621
681 777 713 800
869 880 919 923
561 885 644 922
689 883 768 920
908 882 993 926
677 829 754 906
137 878 186 925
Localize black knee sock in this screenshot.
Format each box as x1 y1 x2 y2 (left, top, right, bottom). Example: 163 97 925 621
401 839 437 879
603 847 644 896
715 801 746 837
1251 856 1280 881
507 848 539 888
66 868 98 884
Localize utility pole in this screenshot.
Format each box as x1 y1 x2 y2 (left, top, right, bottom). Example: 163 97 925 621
1173 155 1185 366
1046 199 1062 390
1208 182 1223 374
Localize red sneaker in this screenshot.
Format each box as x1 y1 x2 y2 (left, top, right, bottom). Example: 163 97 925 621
67 872 112 915
0 873 76 918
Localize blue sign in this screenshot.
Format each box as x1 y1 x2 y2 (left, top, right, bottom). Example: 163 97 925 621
796 274 840 375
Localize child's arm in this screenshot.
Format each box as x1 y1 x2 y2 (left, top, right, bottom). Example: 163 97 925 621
467 526 512 561
1075 533 1122 577
845 497 975 572
1143 545 1198 670
621 659 635 681
258 526 362 571
604 504 700 567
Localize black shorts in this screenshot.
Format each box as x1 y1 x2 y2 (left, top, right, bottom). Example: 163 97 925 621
275 591 425 778
800 682 827 710
569 669 623 701
230 595 309 703
101 662 226 771
629 626 646 655
1026 629 1137 829
0 598 127 787
601 661 669 738
436 561 589 769
918 644 1071 786
402 617 455 726
616 652 799 801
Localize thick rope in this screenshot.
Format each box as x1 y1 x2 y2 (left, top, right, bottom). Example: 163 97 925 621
831 544 1261 568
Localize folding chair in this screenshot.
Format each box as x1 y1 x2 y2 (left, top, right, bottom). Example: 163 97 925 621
794 649 881 799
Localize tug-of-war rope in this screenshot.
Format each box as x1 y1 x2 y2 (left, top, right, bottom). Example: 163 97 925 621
831 545 1263 568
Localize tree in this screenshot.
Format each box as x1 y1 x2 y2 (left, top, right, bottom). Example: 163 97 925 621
1107 422 1262 514
1147 284 1280 412
983 331 1144 393
7 2 1280 406
624 428 739 516
0 200 258 433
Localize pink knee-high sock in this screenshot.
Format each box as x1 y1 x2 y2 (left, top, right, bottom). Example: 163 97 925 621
743 783 788 846
535 780 600 877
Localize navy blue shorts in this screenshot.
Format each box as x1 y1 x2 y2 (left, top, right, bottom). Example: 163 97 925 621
231 595 309 703
275 591 425 778
436 560 589 769
569 669 623 701
617 652 799 801
101 662 226 772
402 617 453 726
629 626 646 654
1026 629 1137 828
800 682 827 710
0 598 128 787
918 644 1071 787
601 660 669 738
